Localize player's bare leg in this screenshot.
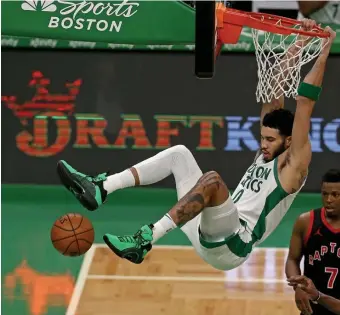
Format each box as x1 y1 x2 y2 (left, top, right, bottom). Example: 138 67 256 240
103 170 230 264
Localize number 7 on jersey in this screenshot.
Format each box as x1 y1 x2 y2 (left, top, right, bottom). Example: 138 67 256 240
325 267 338 289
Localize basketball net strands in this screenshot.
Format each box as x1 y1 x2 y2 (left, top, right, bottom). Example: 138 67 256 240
195 1 330 103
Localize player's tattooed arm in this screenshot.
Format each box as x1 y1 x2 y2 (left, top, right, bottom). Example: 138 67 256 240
174 192 205 224
168 171 229 225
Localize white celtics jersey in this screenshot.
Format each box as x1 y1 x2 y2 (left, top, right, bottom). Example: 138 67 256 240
298 1 340 24
231 154 306 243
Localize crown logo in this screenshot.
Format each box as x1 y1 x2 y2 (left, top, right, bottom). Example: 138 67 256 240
2 71 82 124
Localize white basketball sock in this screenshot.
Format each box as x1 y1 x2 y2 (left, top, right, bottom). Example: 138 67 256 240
152 214 177 244
133 145 201 187
103 145 202 197
103 170 135 194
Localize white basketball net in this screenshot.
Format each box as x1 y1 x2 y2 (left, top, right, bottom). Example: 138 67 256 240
252 23 327 103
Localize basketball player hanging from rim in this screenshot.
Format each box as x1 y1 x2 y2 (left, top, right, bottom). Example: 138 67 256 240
57 20 336 269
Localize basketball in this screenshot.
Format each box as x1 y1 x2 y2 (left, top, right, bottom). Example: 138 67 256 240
51 213 95 256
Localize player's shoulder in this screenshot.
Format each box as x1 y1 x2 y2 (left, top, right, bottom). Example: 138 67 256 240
298 210 313 220
296 210 313 223
294 210 313 232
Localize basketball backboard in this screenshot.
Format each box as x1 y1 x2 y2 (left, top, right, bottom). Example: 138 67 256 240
195 1 230 79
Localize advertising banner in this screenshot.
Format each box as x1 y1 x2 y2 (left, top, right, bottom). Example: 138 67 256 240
2 24 340 53
2 49 339 191
2 1 340 53
1 0 195 44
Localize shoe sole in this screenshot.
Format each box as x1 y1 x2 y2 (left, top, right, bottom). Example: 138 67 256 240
57 161 98 211
103 235 144 264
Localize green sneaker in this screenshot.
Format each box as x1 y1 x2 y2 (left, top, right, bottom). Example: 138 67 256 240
57 160 108 211
103 225 153 264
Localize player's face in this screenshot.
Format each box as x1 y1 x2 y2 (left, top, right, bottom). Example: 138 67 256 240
321 182 340 218
260 127 290 162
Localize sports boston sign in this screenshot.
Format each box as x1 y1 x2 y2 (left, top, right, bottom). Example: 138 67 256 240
1 0 195 44
21 0 139 33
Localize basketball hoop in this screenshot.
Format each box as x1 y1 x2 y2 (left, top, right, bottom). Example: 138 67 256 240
215 4 331 103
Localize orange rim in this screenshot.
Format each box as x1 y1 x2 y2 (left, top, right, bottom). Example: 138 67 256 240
216 6 330 38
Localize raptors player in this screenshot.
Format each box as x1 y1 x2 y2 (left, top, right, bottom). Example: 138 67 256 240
56 24 335 270
286 169 340 315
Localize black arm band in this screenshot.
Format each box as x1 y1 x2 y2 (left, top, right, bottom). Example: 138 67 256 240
297 82 322 101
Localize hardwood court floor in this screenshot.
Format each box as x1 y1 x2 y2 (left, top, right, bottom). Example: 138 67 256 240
66 245 300 315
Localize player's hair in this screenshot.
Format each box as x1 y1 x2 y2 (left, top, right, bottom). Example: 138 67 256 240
262 108 294 137
322 169 340 183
